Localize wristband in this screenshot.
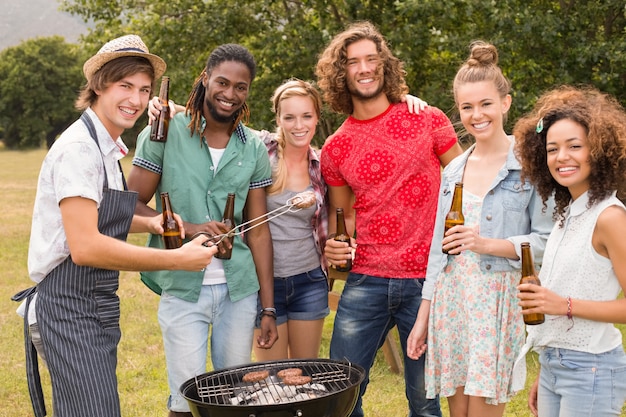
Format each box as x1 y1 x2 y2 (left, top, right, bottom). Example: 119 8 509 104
260 311 277 320
566 296 573 320
566 296 574 331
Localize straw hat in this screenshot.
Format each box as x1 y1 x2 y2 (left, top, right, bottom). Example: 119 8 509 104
83 34 167 82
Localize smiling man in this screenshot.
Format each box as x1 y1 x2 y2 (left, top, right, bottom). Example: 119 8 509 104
315 22 463 417
16 35 219 417
127 44 277 417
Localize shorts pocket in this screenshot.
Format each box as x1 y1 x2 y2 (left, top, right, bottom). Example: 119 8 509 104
306 267 328 283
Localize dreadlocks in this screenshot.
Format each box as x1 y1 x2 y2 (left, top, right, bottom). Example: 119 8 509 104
185 44 256 139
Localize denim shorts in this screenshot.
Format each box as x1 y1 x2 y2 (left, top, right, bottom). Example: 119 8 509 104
256 266 329 327
538 345 626 416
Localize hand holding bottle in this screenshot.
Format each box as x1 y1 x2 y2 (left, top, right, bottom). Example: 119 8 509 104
132 208 186 240
150 77 170 142
160 192 182 249
215 193 235 260
324 236 356 269
517 283 571 319
442 182 464 254
518 242 545 325
147 96 183 124
186 220 233 256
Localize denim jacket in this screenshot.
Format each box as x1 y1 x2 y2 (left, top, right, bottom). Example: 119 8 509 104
422 137 555 300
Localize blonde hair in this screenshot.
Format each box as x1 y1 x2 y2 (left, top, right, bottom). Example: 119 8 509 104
267 78 322 195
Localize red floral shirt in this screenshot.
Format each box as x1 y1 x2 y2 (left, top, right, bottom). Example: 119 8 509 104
321 103 457 278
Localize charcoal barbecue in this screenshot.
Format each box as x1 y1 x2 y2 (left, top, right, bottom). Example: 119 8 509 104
180 358 365 417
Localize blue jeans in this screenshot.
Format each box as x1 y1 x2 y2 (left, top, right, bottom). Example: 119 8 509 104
158 284 257 412
330 274 441 417
538 346 626 417
257 266 329 326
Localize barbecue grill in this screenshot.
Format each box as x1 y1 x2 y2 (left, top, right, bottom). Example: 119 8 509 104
180 358 365 417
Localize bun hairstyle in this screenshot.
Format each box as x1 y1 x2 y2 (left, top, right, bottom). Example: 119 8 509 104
453 40 511 103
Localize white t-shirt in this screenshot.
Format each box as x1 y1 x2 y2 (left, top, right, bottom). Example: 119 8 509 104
202 146 227 285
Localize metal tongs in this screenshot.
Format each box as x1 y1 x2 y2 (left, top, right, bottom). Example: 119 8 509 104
193 190 316 246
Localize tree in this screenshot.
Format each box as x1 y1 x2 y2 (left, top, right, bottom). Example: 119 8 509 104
58 0 626 148
0 36 84 149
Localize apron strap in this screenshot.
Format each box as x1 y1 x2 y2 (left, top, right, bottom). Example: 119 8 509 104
80 111 129 190
12 287 47 417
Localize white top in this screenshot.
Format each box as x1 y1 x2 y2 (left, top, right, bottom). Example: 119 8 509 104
202 146 227 285
27 108 128 283
527 191 624 353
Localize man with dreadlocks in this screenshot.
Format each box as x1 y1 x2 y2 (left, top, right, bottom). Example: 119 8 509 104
127 43 278 417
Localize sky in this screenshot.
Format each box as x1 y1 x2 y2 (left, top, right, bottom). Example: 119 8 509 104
0 0 89 51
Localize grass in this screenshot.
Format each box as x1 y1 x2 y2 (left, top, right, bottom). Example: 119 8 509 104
0 147 624 417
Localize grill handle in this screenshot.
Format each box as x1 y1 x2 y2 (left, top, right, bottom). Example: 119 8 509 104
247 411 303 417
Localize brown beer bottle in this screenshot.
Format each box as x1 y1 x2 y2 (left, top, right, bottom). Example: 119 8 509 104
150 76 170 142
443 182 464 254
334 208 352 272
519 242 545 325
160 192 182 249
216 193 235 260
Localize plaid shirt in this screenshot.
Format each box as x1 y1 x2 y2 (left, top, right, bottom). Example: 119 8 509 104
258 130 329 275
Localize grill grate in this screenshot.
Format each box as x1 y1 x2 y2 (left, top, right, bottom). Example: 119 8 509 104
193 360 357 406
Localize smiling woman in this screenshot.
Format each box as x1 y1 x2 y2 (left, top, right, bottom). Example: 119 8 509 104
514 85 626 417
408 40 555 417
252 78 330 363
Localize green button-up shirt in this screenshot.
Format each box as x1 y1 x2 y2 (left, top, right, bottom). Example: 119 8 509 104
132 112 272 302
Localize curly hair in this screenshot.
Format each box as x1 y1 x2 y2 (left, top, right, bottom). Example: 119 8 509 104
268 78 323 195
513 85 626 225
185 44 256 138
315 21 408 115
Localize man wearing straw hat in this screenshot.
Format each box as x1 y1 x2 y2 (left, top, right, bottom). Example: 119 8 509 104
14 34 218 417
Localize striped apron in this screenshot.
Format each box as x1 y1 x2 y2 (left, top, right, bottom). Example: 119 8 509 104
13 112 138 417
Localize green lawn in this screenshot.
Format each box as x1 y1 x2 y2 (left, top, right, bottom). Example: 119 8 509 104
1 147 623 416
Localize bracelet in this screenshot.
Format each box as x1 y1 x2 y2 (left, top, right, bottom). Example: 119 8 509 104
565 296 574 332
566 296 573 320
260 307 276 314
260 311 276 320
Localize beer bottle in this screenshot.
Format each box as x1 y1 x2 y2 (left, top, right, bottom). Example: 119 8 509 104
519 242 545 325
150 76 170 142
442 182 464 254
334 208 352 272
216 193 235 260
160 192 182 249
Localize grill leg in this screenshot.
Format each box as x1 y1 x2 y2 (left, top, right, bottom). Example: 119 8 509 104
168 411 193 417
